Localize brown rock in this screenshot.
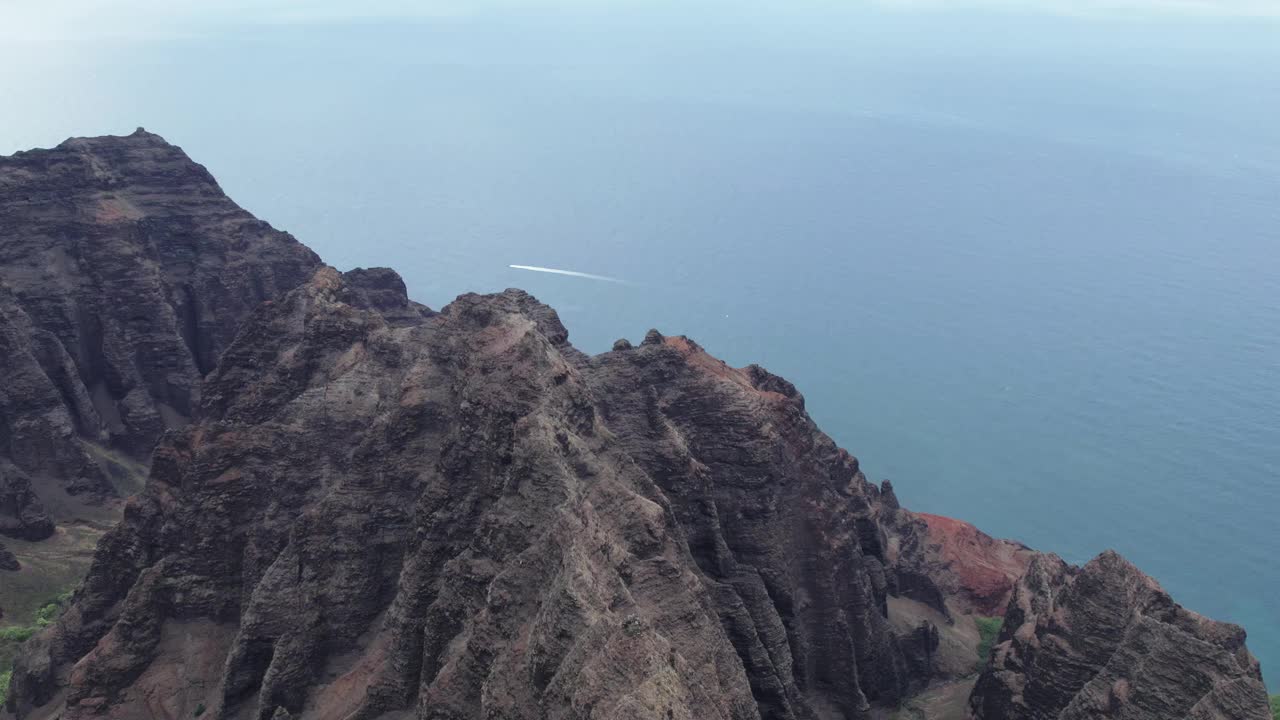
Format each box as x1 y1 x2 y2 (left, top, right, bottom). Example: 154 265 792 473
7 272 928 720
0 129 323 535
970 551 1271 720
881 509 1038 619
1 133 1270 720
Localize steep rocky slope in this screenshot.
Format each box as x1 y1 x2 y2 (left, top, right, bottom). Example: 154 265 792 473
8 269 924 720
0 133 1271 720
0 129 322 545
971 552 1271 720
877 501 1035 620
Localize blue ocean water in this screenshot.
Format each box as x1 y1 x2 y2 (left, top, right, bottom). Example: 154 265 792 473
3 2 1278 688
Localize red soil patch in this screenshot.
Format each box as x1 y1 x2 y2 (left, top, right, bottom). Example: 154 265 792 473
918 513 1035 616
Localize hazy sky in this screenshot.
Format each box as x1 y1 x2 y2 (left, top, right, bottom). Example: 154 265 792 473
5 0 1277 97
4 0 1277 108
3 0 1278 48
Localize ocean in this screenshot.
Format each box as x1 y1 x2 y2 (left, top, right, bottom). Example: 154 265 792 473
3 1 1278 688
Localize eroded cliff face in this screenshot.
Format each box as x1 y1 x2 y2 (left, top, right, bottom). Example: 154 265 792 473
0 129 322 543
878 501 1036 621
0 133 1271 720
971 552 1271 720
7 268 939 720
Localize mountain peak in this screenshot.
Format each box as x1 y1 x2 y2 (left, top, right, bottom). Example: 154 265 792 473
1 134 1271 720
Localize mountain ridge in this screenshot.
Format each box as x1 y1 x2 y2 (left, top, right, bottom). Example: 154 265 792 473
0 127 323 615
0 131 1270 720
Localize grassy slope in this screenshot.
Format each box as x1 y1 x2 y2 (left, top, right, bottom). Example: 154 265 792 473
0 521 105 624
975 616 1003 663
0 593 72 707
0 441 138 635
0 441 141 707
889 677 977 720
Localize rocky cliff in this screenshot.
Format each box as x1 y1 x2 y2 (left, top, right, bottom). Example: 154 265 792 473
971 552 1271 720
0 128 321 546
0 133 1271 720
8 268 925 720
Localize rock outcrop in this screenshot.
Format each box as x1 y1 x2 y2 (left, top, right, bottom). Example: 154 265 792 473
0 133 1271 720
0 129 323 538
879 505 1037 619
0 541 18 572
971 551 1272 720
7 270 933 720
0 460 54 542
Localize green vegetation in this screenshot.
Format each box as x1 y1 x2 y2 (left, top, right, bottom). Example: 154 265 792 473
0 627 36 643
1269 694 1278 720
0 519 104 629
975 616 1004 663
195 702 206 717
0 590 75 697
33 592 69 627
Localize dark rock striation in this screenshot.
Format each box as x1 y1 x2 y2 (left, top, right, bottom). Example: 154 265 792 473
7 269 932 720
971 551 1272 720
0 133 1271 720
0 129 323 538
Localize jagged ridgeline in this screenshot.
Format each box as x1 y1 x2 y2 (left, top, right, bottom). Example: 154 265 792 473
0 132 1271 720
0 128 322 543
